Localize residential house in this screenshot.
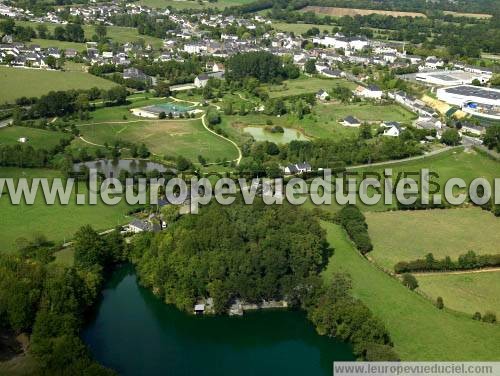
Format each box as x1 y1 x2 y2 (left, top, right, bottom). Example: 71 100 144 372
382 121 403 137
342 116 361 127
356 85 383 100
316 89 329 101
283 162 312 175
194 71 224 88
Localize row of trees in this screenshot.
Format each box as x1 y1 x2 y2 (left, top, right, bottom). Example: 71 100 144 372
394 251 500 273
336 205 373 254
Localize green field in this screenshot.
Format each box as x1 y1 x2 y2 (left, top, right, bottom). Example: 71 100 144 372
272 22 332 34
366 208 500 271
30 38 86 52
16 21 163 49
323 221 500 360
0 127 71 149
418 271 500 316
0 66 117 104
266 76 356 98
78 118 238 162
0 168 136 251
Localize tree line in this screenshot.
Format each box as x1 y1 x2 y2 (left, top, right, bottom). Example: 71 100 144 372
394 251 500 273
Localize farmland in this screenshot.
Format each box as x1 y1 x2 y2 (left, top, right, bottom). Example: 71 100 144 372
443 11 492 19
365 208 500 271
417 271 500 316
323 221 500 360
0 168 136 252
0 66 117 104
0 127 71 149
301 6 426 18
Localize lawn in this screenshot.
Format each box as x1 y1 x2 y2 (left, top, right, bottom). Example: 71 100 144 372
0 168 136 252
272 22 334 35
266 76 356 98
16 21 163 49
417 271 500 316
78 118 239 162
322 221 500 360
0 127 71 149
30 38 86 52
365 208 500 271
0 66 117 104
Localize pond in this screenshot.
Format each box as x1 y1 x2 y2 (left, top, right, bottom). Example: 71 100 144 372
82 266 355 376
243 126 309 144
73 159 170 178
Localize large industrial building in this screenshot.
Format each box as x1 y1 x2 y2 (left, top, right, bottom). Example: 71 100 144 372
437 85 500 120
415 70 491 86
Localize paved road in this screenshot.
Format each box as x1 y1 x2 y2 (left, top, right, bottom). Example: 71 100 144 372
346 146 460 170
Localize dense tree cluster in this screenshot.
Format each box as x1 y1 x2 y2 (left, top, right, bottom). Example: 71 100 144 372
336 205 373 254
0 226 127 375
131 201 330 314
483 125 500 152
226 52 287 83
0 137 72 168
394 251 500 273
306 274 397 359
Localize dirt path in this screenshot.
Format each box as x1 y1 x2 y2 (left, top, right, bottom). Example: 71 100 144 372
200 113 242 165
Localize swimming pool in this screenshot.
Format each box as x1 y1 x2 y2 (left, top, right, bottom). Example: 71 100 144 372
143 102 193 115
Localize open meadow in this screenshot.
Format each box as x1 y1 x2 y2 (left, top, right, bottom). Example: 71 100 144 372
0 66 117 104
365 208 500 271
266 77 356 98
322 221 500 360
0 168 136 252
301 6 426 18
0 127 71 149
16 21 164 49
417 271 500 316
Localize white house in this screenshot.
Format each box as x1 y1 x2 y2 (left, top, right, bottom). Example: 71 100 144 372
342 116 361 127
382 121 403 137
316 89 329 101
356 85 383 100
283 162 312 175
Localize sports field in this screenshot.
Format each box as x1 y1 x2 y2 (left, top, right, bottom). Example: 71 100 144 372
0 66 117 104
366 208 500 271
0 168 136 251
0 127 71 149
418 271 500 315
323 222 500 360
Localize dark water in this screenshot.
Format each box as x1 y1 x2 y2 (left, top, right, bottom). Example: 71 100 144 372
73 159 170 178
82 266 355 376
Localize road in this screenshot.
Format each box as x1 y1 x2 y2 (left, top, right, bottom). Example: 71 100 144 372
346 146 460 170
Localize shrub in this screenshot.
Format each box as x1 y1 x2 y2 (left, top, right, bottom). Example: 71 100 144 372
436 297 444 310
482 312 497 324
401 273 418 290
472 312 482 321
364 343 400 361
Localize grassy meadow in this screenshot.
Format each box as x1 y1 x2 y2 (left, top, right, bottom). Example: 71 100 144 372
16 21 164 49
0 168 136 252
78 118 238 161
0 66 117 104
322 221 500 360
0 127 71 149
417 271 500 316
266 76 356 98
365 208 500 271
